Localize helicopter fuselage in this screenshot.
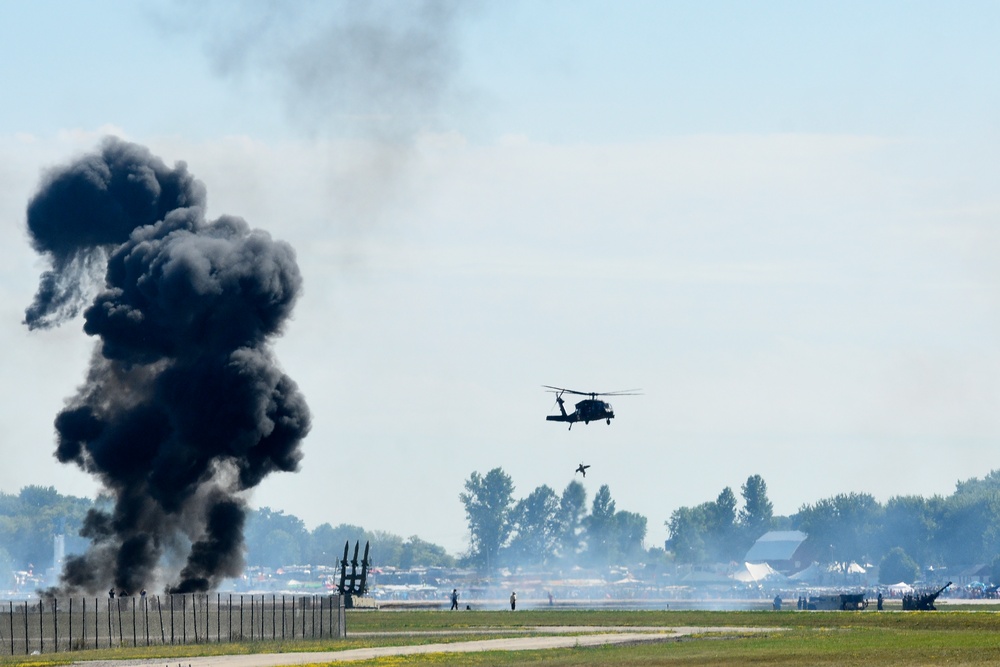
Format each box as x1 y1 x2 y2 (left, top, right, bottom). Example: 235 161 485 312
546 397 614 425
544 385 637 430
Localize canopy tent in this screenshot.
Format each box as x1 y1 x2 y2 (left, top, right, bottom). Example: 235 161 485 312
788 561 868 586
680 569 733 586
828 561 866 574
744 531 808 562
732 562 785 584
887 581 913 593
788 562 823 583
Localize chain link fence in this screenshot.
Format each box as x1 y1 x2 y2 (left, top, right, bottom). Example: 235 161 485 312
0 594 346 654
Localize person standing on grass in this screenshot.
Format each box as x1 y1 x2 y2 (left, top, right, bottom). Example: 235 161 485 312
450 589 459 610
510 591 517 611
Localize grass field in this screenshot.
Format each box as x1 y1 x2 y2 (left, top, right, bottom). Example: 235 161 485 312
4 608 1000 666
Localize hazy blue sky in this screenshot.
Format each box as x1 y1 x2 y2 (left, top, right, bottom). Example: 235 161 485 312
3 0 1000 555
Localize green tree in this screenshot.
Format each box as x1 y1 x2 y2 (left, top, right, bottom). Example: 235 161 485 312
738 474 774 547
0 486 93 570
705 487 739 561
306 523 366 567
306 524 450 569
0 547 15 589
990 554 1000 587
555 481 587 562
244 507 309 567
665 505 708 564
258 529 302 568
507 485 560 567
613 510 647 562
936 491 998 566
399 536 455 569
876 495 939 566
367 531 404 567
794 493 880 568
459 468 515 572
583 485 617 565
880 547 920 584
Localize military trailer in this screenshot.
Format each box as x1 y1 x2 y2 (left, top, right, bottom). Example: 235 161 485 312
806 593 868 610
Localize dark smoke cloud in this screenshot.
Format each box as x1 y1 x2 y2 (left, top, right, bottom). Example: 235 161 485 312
195 0 469 140
26 137 311 594
24 140 206 329
162 0 479 231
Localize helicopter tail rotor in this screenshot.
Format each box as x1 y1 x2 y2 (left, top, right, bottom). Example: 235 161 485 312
555 393 568 418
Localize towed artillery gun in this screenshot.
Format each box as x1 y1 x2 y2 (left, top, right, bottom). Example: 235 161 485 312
902 581 952 611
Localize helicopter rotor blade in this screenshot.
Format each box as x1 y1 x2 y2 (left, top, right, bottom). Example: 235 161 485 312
542 385 590 396
544 385 642 397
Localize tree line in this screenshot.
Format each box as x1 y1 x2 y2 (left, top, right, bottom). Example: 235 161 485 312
243 507 454 569
459 467 649 572
10 467 1000 584
667 469 1000 583
0 486 454 584
0 486 93 579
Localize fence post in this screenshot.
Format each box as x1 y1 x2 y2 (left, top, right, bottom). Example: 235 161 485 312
68 597 72 651
271 595 275 641
117 598 123 647
9 600 13 655
156 596 165 645
291 596 295 639
228 594 233 643
38 600 43 654
249 594 253 641
340 594 346 638
192 594 198 643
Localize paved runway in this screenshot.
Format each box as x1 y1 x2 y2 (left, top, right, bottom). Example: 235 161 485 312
71 626 775 667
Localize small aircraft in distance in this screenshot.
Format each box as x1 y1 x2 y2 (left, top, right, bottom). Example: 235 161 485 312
575 463 590 477
544 386 641 430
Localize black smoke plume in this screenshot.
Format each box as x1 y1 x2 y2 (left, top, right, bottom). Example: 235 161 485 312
25 137 311 594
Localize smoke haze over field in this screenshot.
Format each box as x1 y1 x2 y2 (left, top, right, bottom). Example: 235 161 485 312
5 3 1000 558
24 138 311 594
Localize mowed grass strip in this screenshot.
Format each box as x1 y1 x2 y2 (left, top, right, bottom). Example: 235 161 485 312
345 607 1000 632
0 634 530 666
300 627 1000 667
5 609 1000 666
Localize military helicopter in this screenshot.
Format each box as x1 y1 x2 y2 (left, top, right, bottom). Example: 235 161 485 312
543 386 640 429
